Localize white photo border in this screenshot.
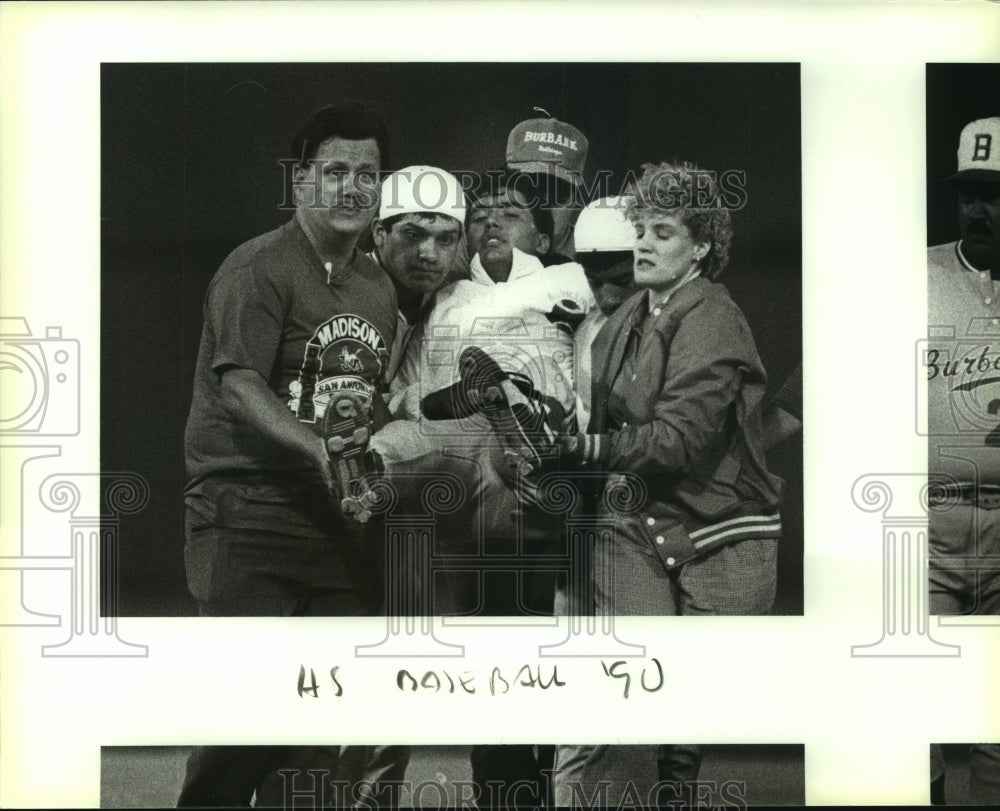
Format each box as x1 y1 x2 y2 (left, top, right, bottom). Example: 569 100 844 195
2 1 999 807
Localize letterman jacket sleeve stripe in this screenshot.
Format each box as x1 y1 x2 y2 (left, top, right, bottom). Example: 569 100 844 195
692 519 783 550
579 433 610 467
689 513 782 540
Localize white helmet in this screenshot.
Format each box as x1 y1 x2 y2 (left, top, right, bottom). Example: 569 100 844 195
378 165 467 223
573 195 636 253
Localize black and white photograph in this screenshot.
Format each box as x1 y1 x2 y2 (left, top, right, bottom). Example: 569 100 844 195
101 62 803 621
924 61 1000 808
97 62 802 805
929 743 1000 807
925 63 1000 619
3 3 999 809
101 743 806 808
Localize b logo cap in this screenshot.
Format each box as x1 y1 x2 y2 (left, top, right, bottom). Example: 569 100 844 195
947 117 1000 183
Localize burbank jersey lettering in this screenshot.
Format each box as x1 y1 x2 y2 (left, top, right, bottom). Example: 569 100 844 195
289 314 388 423
926 339 1000 443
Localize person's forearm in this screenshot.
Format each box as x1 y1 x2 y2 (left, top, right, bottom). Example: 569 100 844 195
220 368 333 489
762 406 802 451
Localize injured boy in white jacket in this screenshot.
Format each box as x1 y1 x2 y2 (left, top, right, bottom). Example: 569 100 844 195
366 181 593 616
387 247 592 421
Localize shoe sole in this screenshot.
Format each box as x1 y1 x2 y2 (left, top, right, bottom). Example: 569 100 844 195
456 347 545 475
322 391 375 522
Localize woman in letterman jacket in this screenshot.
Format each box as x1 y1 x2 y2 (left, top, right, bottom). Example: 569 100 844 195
560 160 784 616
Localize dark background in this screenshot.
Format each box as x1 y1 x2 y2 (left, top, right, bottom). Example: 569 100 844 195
101 63 803 616
101 744 806 807
926 63 1000 244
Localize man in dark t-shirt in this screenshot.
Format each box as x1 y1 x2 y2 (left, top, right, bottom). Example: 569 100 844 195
183 102 396 619
178 101 406 811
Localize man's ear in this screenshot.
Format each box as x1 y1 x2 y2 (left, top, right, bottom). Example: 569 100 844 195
371 219 386 250
536 232 551 257
291 165 308 207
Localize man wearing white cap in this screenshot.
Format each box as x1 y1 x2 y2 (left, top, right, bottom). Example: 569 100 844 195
375 167 592 583
369 165 466 389
389 173 593 420
572 196 642 429
927 116 1000 805
927 117 1000 616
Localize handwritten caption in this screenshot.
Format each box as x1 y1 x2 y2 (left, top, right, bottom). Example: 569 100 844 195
297 659 664 699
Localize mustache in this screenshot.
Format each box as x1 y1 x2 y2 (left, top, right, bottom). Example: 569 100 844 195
965 220 994 235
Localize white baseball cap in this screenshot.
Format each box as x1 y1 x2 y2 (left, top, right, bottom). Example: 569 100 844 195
378 165 467 222
947 117 1000 184
573 196 636 252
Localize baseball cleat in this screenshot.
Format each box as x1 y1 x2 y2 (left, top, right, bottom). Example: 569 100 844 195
322 391 377 522
421 346 566 475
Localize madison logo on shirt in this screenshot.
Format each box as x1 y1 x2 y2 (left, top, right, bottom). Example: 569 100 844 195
289 314 388 423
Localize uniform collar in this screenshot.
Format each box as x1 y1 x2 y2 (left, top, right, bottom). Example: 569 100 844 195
957 240 993 276
292 211 361 283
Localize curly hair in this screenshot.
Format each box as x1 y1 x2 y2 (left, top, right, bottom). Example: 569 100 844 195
626 160 733 279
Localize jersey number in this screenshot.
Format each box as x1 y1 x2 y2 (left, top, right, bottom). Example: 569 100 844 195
988 400 1000 447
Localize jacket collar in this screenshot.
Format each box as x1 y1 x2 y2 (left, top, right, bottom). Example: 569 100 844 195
469 247 545 286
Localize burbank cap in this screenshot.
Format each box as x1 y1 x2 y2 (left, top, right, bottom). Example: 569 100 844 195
379 165 467 222
506 117 588 186
574 196 637 253
947 117 1000 183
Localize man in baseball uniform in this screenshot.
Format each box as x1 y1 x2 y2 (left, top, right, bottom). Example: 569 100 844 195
178 101 406 807
927 115 1000 805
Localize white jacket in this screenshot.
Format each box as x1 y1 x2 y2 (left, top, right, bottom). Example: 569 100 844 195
389 249 593 418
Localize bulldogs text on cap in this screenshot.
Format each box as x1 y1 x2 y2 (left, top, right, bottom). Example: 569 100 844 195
506 117 588 186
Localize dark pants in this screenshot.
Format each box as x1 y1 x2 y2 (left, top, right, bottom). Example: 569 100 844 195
176 746 303 808
177 746 410 808
928 503 1000 804
456 537 557 617
179 517 391 807
184 514 382 617
470 745 555 809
